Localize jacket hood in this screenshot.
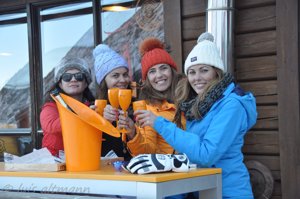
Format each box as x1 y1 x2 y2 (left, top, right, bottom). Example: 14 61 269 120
224 83 257 131
231 84 257 130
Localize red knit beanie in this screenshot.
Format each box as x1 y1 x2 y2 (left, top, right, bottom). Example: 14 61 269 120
139 38 177 80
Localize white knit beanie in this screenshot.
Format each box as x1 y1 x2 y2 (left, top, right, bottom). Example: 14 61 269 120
184 32 224 74
93 44 129 85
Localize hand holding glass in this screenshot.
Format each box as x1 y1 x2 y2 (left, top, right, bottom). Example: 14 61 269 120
132 100 147 127
133 100 147 111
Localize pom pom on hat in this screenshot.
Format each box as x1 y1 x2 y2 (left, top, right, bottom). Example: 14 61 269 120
139 37 177 80
197 32 214 43
139 38 164 56
184 32 224 74
93 44 129 85
54 57 92 84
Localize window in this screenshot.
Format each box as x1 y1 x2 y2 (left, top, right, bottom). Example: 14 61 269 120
0 12 31 131
101 0 164 82
41 2 94 96
0 0 166 150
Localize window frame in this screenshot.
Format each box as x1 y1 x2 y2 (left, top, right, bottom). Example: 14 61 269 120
0 0 181 149
0 8 31 135
0 0 97 148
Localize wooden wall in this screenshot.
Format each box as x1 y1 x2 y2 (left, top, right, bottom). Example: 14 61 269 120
181 0 281 198
181 0 206 63
276 0 300 198
235 1 280 199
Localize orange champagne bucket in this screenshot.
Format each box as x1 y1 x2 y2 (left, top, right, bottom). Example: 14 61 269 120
52 93 120 172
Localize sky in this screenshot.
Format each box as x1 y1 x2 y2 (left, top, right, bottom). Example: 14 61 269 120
0 23 29 90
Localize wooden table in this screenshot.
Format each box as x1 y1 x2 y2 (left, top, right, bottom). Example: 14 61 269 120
0 163 222 199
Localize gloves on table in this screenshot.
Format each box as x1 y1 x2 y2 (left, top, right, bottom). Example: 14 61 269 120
124 153 190 174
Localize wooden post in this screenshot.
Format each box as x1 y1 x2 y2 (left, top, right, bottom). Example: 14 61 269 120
277 0 300 198
163 0 182 72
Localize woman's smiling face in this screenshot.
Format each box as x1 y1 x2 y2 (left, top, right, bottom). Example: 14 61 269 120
146 63 172 92
105 67 130 89
187 64 218 95
59 68 87 97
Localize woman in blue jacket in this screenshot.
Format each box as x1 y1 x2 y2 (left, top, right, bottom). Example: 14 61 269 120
134 32 257 199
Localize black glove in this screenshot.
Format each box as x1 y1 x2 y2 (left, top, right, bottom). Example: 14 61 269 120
124 153 190 174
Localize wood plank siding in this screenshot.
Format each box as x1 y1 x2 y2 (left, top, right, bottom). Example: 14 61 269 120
181 0 206 60
235 0 280 198
276 0 300 198
181 0 282 198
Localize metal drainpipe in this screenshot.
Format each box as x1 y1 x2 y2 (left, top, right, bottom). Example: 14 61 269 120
206 0 234 74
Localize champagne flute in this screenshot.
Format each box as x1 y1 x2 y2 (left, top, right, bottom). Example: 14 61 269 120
132 100 147 127
95 99 107 116
118 89 132 133
108 88 120 125
108 88 119 109
132 100 147 111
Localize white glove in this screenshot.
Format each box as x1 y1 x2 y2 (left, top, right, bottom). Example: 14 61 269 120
171 153 190 172
124 153 190 174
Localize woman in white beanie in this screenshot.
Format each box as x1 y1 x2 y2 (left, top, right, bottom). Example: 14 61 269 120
130 32 257 199
93 44 133 160
40 57 95 156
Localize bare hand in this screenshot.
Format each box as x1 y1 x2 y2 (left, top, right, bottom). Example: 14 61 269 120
103 104 119 123
134 110 157 128
118 110 136 139
89 104 96 111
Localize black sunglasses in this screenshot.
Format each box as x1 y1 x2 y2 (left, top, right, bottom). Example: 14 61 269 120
61 72 85 82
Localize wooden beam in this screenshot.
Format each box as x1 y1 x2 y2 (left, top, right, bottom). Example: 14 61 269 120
277 0 300 198
163 0 182 72
27 3 43 149
236 56 277 81
243 131 279 155
239 80 277 98
236 5 276 34
239 80 277 105
253 119 278 130
236 0 275 9
235 31 276 57
92 0 101 46
183 39 197 60
244 155 280 171
181 0 206 17
182 15 206 40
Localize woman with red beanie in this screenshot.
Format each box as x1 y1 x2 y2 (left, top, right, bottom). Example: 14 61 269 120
123 37 184 156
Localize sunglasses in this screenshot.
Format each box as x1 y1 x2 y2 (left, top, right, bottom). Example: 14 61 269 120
61 72 85 82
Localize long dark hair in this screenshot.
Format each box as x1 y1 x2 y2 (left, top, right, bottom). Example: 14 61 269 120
43 82 95 104
138 68 183 104
96 80 109 100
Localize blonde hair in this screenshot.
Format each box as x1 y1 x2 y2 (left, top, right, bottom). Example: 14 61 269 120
173 67 223 127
